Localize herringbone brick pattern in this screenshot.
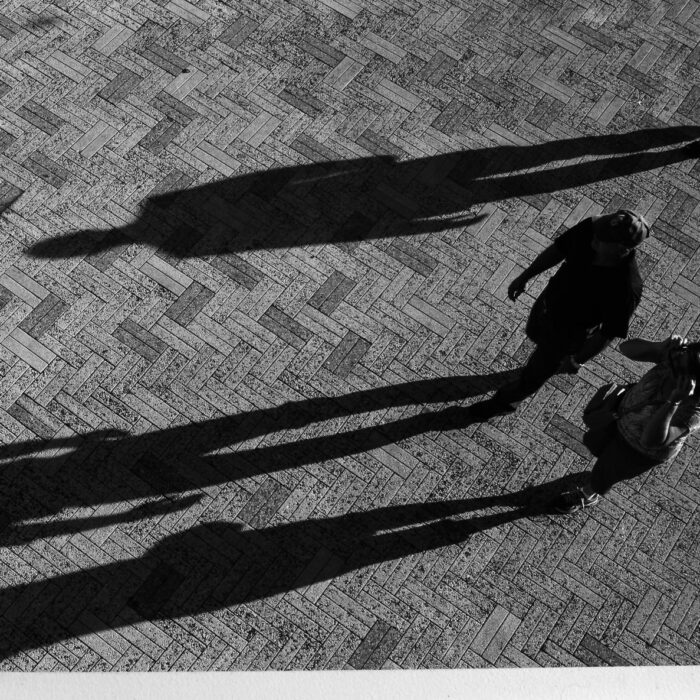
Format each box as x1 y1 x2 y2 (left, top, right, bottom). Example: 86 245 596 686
0 0 699 671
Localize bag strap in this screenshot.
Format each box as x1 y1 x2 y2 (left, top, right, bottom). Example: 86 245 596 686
614 386 662 418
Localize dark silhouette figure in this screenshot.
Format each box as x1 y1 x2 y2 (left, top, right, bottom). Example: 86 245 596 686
0 371 519 543
26 127 699 259
0 472 585 661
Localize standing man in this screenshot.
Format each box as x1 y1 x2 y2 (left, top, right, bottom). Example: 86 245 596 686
470 210 649 418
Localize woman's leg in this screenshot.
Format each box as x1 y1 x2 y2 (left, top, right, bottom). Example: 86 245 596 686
589 430 659 496
582 423 617 457
554 429 659 513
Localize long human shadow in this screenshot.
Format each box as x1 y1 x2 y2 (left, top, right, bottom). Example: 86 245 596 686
0 471 585 661
0 370 517 541
26 126 699 259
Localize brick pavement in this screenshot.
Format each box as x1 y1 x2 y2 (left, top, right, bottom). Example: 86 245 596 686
0 0 699 671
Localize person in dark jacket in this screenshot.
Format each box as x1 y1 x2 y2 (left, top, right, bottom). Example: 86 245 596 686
470 210 649 419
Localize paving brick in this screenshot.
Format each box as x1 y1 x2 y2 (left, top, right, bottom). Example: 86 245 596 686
307 271 353 313
237 479 292 529
114 319 168 363
0 11 21 39
18 293 69 338
258 305 313 350
17 101 65 136
98 69 143 103
23 152 70 189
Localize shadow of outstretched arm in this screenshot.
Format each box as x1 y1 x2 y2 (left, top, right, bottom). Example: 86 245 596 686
3 494 202 545
0 472 584 660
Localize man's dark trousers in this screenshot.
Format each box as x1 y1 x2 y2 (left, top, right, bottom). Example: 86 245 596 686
493 295 589 409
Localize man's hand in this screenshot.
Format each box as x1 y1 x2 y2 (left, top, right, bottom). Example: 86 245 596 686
507 275 528 301
660 334 688 363
559 355 582 374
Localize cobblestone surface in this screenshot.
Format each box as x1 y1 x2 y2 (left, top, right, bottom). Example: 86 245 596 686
0 0 699 670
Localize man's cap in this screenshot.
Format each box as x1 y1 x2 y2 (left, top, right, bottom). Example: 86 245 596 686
593 210 651 247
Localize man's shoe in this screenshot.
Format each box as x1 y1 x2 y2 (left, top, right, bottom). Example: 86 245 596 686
552 487 600 514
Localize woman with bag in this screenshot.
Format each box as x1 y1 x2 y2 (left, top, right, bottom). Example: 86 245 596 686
553 334 700 513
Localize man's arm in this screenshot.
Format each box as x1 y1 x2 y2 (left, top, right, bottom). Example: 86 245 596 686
508 244 566 301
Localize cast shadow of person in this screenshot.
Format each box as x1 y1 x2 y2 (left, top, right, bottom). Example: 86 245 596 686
26 126 699 259
0 470 586 661
0 370 520 543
